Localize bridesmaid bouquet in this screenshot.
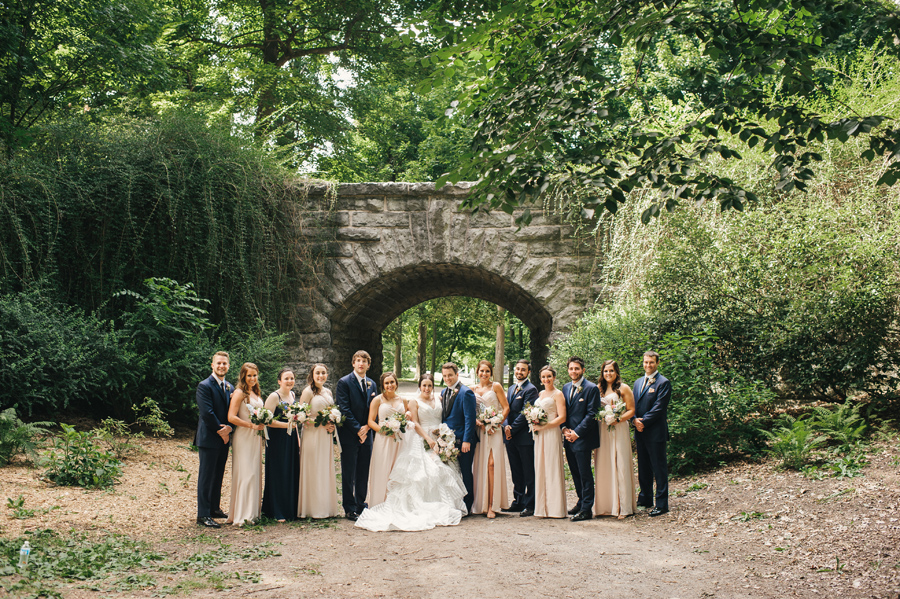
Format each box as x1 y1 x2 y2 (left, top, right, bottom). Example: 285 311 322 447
477 405 504 435
597 401 627 431
249 406 274 440
428 424 459 463
521 402 548 433
283 402 311 436
314 405 345 428
380 412 409 440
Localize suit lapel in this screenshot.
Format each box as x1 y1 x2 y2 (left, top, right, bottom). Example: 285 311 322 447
212 376 227 404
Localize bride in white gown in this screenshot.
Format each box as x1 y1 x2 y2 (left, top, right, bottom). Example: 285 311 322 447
355 374 467 532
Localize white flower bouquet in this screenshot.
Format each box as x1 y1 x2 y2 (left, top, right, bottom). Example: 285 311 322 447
521 402 548 433
379 412 409 440
249 405 274 439
283 401 311 435
314 405 345 428
428 423 459 463
477 404 504 435
596 399 627 431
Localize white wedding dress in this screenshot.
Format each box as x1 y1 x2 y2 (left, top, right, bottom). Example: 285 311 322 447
355 398 468 532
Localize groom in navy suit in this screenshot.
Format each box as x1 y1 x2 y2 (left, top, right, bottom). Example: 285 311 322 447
440 362 477 513
335 350 378 521
562 356 600 522
633 351 671 516
503 359 539 516
195 351 234 528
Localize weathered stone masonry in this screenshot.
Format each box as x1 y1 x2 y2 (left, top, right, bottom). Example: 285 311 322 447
291 182 598 384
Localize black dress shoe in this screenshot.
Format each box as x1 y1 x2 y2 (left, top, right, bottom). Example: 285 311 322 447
649 507 669 517
501 503 523 513
345 512 359 521
197 516 220 528
211 509 228 519
519 508 534 517
567 506 581 515
570 510 593 522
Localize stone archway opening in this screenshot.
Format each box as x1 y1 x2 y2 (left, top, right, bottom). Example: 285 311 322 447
328 263 553 384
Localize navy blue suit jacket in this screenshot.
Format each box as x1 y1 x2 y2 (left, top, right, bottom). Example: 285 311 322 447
335 372 377 442
633 373 671 442
562 378 601 452
504 379 539 446
442 383 477 445
195 375 233 449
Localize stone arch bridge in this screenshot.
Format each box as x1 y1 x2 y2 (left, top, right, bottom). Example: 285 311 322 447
292 182 598 383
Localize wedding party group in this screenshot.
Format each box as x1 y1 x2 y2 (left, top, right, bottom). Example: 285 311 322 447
194 348 672 532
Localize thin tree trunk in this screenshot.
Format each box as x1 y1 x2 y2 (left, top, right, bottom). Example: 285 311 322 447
494 307 505 385
417 320 426 379
430 321 437 376
393 318 402 378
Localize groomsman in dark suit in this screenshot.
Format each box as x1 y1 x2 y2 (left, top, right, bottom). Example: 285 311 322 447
562 356 600 522
503 359 539 517
633 351 671 516
335 350 378 521
440 362 478 513
195 351 234 528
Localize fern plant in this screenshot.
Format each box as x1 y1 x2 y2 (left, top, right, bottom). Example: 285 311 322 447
764 416 828 470
0 408 53 466
808 400 867 451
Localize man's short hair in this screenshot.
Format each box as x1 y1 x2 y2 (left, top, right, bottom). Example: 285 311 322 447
643 351 660 364
567 356 585 369
212 351 230 361
515 358 531 371
352 350 371 364
441 362 459 373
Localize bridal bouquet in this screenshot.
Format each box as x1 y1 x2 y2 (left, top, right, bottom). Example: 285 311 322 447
380 412 409 440
477 405 504 435
597 400 627 431
428 424 459 463
521 402 548 433
283 402 311 435
314 405 345 428
249 406 274 439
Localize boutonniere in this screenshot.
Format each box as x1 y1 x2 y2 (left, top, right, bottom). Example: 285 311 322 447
648 377 656 384
365 380 371 389
575 385 583 394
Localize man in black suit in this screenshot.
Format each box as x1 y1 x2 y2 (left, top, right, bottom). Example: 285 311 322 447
633 351 672 516
335 350 377 521
440 362 478 513
562 356 600 522
503 359 539 517
195 351 234 528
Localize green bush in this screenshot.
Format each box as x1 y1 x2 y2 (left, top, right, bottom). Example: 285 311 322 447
0 290 134 416
662 331 771 474
42 424 123 489
764 417 828 470
0 408 52 466
807 400 867 451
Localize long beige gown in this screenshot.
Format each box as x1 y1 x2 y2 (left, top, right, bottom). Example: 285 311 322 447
297 390 340 518
472 388 510 514
227 394 263 525
366 399 404 508
533 393 566 518
593 392 637 517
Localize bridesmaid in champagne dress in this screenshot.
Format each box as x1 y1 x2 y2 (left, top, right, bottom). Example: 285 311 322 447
261 368 300 522
297 363 340 519
365 372 406 508
226 362 266 526
471 359 510 518
532 365 568 518
593 359 637 518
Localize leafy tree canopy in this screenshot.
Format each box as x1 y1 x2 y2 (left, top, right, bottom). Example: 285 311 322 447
416 0 900 224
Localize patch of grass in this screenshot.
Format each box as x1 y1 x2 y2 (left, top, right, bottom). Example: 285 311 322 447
291 517 339 530
238 515 280 532
5 496 59 520
817 488 856 503
733 511 768 522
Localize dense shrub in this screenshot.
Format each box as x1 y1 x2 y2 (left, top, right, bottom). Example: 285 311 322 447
0 408 52 465
0 290 134 415
43 424 123 489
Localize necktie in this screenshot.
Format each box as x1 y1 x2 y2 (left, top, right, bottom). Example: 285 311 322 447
641 377 649 394
359 378 366 395
220 382 226 395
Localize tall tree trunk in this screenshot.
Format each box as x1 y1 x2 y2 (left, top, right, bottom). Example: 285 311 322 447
393 318 402 378
417 320 426 379
494 306 505 385
430 321 437 376
508 323 517 386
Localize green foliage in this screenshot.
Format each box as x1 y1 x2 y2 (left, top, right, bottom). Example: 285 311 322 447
419 0 900 222
42 424 123 489
132 398 175 438
807 400 868 451
661 331 771 474
764 416 828 470
0 408 51 466
0 290 132 416
549 302 652 382
0 113 314 332
649 199 900 402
